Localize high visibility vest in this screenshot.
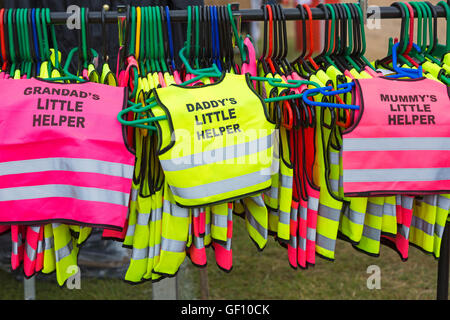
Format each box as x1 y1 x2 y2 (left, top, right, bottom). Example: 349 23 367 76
288 200 298 269
52 223 79 286
434 195 450 258
382 196 397 237
410 195 438 254
354 197 384 256
342 77 450 196
212 203 233 272
313 77 344 261
23 225 41 277
153 181 190 276
35 226 44 273
11 225 25 270
381 195 414 261
297 198 308 269
151 73 275 207
188 208 207 267
243 195 269 250
0 78 134 230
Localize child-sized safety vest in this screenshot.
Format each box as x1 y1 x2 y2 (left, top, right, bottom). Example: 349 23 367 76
151 73 276 208
342 77 450 196
0 78 134 230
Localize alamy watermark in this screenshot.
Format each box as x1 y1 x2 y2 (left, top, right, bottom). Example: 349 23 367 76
66 265 81 289
366 265 381 290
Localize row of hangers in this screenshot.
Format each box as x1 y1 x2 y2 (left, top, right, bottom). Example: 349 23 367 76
376 1 449 84
118 3 376 131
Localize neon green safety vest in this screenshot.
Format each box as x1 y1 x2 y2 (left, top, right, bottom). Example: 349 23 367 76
150 73 276 208
312 73 344 261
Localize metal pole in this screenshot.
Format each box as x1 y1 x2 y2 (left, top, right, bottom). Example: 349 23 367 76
23 276 36 300
437 222 450 300
47 5 447 24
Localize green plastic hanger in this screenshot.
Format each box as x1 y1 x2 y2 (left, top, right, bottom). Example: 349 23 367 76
156 6 168 74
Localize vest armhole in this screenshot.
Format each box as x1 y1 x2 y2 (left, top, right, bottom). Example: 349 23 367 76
342 79 364 135
121 87 136 156
150 88 176 156
245 73 276 126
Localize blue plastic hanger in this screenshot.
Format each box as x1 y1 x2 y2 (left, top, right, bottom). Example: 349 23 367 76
302 82 359 110
386 42 423 79
165 6 175 71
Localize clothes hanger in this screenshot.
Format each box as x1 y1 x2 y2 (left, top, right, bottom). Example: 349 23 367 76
257 5 270 76
165 6 176 73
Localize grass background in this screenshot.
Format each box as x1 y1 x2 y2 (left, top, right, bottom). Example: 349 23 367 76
0 0 447 300
0 218 441 300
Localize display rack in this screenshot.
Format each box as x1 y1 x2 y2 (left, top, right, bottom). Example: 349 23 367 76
12 2 450 301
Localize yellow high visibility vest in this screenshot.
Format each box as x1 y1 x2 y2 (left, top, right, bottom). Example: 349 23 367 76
151 73 276 207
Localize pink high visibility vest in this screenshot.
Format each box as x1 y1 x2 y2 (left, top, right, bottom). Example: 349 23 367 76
342 77 450 196
0 78 134 230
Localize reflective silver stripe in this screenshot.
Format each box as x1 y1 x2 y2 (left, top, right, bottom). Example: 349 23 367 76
402 196 414 210
171 171 271 200
269 209 279 217
131 247 148 260
160 132 275 171
26 243 36 261
316 233 336 251
161 237 186 253
344 168 450 183
307 227 316 242
267 186 279 200
245 209 268 239
162 200 189 218
290 207 298 221
438 196 450 211
362 225 381 241
52 223 62 229
0 185 130 206
251 196 266 208
205 223 211 236
329 151 340 165
435 224 445 238
44 236 54 250
298 237 307 250
136 212 150 226
125 224 135 238
344 208 365 225
13 233 23 254
151 207 162 222
367 202 383 217
225 238 232 250
279 210 290 225
299 206 307 220
281 175 293 189
36 240 43 254
411 216 434 236
194 236 204 249
383 203 396 216
148 243 161 259
192 208 200 218
130 187 139 202
422 195 438 207
55 240 73 262
318 204 341 222
396 195 402 206
212 213 228 228
339 175 344 190
307 197 319 210
289 236 297 248
12 242 20 255
0 157 134 178
399 224 410 239
329 179 339 193
29 226 40 233
343 137 450 151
